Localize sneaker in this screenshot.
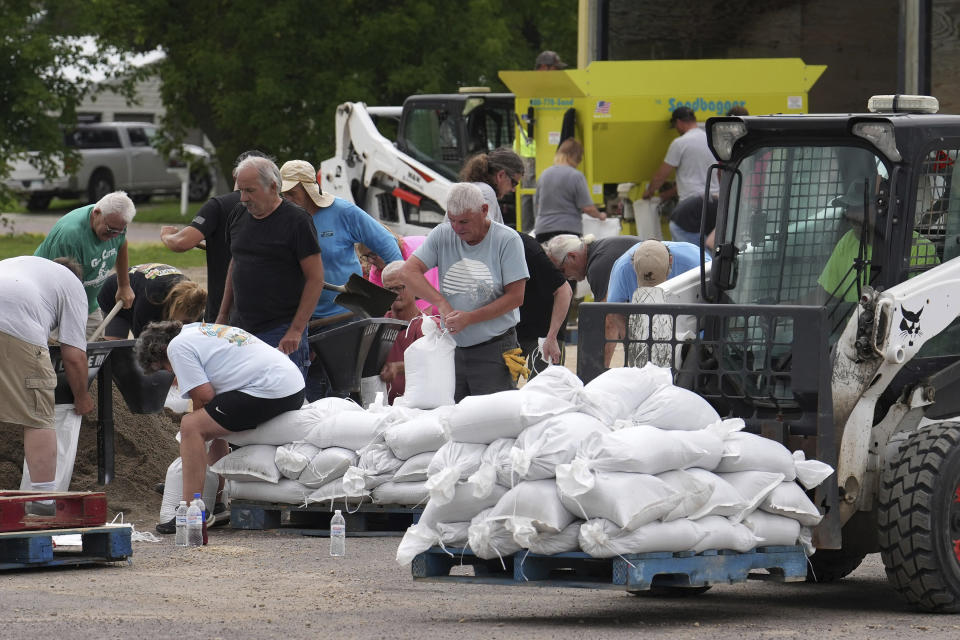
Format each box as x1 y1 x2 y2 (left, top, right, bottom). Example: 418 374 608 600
25 501 56 516
153 482 165 496
155 516 176 535
206 502 228 527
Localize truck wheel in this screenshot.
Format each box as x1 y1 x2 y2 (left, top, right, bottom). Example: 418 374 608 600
26 194 52 211
878 422 960 612
87 170 114 203
805 548 866 582
188 170 211 202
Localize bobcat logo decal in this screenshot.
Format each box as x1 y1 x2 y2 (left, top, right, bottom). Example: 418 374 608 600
899 304 923 346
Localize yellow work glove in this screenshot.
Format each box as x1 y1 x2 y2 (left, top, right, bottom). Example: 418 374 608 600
502 347 530 383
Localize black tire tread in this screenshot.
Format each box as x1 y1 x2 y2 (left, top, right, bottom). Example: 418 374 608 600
878 422 960 613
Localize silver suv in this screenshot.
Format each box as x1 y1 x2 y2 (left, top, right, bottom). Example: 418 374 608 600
5 122 214 211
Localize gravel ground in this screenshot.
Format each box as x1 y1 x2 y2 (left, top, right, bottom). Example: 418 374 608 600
2 533 959 639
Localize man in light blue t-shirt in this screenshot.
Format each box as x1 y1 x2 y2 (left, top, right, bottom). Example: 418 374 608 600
402 183 529 401
606 240 709 304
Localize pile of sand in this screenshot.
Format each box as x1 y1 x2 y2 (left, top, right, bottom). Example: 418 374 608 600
0 379 182 528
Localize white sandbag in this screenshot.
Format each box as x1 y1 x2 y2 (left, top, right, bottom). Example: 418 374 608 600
444 389 575 444
403 315 456 409
468 516 523 560
578 518 705 558
396 522 441 566
742 510 802 547
558 471 682 530
657 469 714 521
225 406 318 446
417 482 508 530
341 466 394 496
510 413 610 481
485 479 575 533
667 418 743 471
464 438 515 499
164 383 191 413
519 365 584 404
716 432 797 480
580 363 673 423
158 457 221 520
305 409 386 450
717 470 785 521
628 385 720 431
361 375 388 408
510 520 581 555
393 452 436 483
371 480 429 506
437 520 471 547
307 475 378 505
682 468 751 520
425 442 488 505
793 450 835 490
210 444 280 483
759 481 823 526
275 442 321 480
383 411 450 459
228 478 311 504
21 404 82 492
298 447 357 488
356 442 404 476
690 516 759 553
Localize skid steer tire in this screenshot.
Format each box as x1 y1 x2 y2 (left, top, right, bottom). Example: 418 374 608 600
878 422 960 613
805 548 866 583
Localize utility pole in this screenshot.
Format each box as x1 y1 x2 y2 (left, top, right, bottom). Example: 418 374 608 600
898 0 932 94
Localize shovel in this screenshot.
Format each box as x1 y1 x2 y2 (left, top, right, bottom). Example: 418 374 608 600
322 273 397 318
89 301 124 342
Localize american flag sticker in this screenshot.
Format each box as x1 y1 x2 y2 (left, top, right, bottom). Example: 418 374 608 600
595 100 611 115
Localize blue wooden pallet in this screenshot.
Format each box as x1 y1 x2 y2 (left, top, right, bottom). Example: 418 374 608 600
0 524 132 571
230 500 422 537
411 545 808 591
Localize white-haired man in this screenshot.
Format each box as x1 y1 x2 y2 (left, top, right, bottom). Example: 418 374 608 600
400 183 529 401
34 191 137 337
216 156 324 377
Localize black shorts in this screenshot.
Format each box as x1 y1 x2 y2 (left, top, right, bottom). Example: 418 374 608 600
204 389 305 432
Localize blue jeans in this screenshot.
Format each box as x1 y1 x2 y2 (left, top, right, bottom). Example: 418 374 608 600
255 323 310 381
669 221 703 246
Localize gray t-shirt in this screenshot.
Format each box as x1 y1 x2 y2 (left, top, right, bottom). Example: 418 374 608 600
414 221 529 347
534 164 594 236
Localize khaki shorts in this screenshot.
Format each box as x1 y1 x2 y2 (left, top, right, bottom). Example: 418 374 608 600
86 308 104 340
0 332 57 429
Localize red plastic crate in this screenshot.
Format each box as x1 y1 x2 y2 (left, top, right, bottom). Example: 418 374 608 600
0 491 107 532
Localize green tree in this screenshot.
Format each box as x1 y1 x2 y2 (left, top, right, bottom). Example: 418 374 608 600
87 0 577 185
0 1 141 207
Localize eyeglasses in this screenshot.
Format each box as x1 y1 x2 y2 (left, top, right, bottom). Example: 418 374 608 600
509 175 519 188
104 222 126 236
385 284 405 294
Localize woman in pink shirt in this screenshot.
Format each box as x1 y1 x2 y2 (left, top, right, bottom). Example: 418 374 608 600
364 234 439 315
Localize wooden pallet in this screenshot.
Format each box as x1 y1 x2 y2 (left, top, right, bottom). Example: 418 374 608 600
230 500 422 537
0 524 132 571
411 545 808 591
0 491 107 532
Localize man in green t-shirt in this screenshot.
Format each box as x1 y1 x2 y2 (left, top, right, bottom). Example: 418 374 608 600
34 191 137 337
818 181 939 303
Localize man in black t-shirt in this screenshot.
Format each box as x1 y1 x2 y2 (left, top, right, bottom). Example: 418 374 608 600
543 234 642 302
516 232 572 378
216 156 324 377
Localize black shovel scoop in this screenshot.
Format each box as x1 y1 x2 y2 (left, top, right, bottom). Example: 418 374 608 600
322 273 397 319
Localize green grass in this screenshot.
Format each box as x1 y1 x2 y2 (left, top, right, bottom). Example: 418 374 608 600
0 232 207 269
10 195 203 223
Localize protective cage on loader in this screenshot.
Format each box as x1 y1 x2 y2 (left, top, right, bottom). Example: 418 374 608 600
578 96 960 612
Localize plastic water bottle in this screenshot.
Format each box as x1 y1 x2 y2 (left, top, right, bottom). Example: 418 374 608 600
193 492 208 546
175 501 188 547
186 499 203 547
330 510 346 557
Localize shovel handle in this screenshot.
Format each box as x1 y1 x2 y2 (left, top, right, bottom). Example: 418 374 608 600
322 282 346 293
89 301 124 343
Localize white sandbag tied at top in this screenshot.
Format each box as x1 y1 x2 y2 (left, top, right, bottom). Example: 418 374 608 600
580 363 673 423
681 468 752 520
578 518 705 558
210 444 281 483
425 442 488 506
518 364 584 405
716 431 797 481
416 482 508 531
382 407 452 459
792 450 835 490
510 520 582 556
628 384 721 431
656 469 715 521
468 517 523 561
482 479 576 534
402 314 456 409
759 481 823 526
298 447 357 488
225 402 327 446
392 451 436 483
443 389 576 444
558 471 682 531
355 442 404 477
464 438 515 499
741 509 803 547
275 442 321 480
510 412 610 481
305 407 387 450
715 470 785 522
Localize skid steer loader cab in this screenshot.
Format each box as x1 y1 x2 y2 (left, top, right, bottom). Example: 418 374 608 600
577 95 960 611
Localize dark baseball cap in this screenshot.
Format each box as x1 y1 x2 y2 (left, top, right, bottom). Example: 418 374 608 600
669 106 697 127
535 50 567 70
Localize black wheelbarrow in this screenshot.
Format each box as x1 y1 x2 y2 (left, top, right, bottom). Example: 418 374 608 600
307 317 409 399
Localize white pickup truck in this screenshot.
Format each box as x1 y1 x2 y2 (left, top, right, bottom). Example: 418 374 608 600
5 122 214 211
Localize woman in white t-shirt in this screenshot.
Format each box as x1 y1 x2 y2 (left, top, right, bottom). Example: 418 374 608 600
136 321 304 516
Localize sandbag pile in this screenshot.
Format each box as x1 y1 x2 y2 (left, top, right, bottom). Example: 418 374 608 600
396 364 834 565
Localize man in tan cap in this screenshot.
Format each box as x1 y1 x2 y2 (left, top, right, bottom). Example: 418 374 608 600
279 159 402 400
